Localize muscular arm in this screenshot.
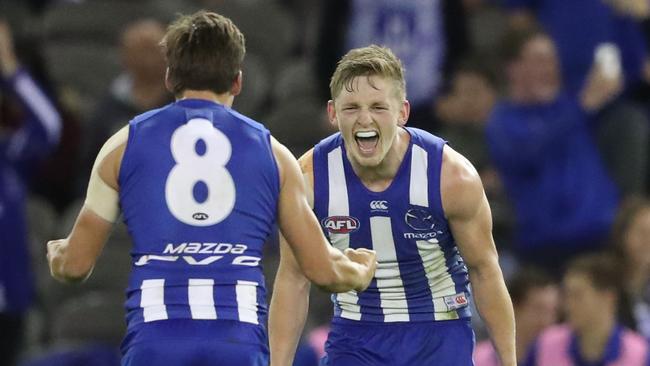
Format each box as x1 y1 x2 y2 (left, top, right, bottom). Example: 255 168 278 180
47 126 127 283
441 146 516 366
269 150 315 366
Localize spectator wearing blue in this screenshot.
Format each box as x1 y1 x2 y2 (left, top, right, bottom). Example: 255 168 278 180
505 0 649 97
504 0 650 196
486 28 620 270
0 19 62 366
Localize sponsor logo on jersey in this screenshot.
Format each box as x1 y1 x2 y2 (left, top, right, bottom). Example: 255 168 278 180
163 242 247 255
405 208 435 231
322 216 360 234
134 242 259 267
443 292 469 310
370 200 388 211
403 231 439 240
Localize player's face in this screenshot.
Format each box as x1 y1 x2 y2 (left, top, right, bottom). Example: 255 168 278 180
328 75 409 168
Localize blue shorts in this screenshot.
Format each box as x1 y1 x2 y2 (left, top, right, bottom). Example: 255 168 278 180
121 319 268 366
321 319 475 366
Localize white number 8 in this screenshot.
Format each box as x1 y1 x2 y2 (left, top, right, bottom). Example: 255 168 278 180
165 118 235 226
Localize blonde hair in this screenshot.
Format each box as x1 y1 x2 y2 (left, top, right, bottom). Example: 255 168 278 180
329 45 406 100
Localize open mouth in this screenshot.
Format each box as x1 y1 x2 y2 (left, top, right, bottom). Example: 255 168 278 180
354 131 379 155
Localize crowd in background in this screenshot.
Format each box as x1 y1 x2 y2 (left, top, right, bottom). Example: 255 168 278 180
2 0 650 365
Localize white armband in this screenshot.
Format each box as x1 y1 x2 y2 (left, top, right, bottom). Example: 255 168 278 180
84 126 129 223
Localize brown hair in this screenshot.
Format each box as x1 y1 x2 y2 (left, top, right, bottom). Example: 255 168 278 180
160 11 245 96
611 196 650 260
329 45 406 100
508 267 556 306
565 253 622 292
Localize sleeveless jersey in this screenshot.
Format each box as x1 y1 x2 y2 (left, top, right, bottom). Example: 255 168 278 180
312 128 471 323
118 99 279 331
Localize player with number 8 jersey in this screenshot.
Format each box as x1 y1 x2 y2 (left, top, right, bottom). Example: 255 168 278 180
46 11 377 366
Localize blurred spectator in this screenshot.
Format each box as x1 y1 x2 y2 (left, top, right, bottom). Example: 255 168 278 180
315 0 469 132
0 20 61 366
474 267 560 365
504 0 650 97
79 18 170 191
524 253 650 365
436 60 496 170
611 197 650 339
486 28 620 271
504 0 650 197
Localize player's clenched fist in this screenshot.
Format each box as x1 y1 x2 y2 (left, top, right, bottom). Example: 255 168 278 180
344 248 377 292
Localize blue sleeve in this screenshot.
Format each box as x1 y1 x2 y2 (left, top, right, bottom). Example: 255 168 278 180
1 68 62 176
485 99 583 172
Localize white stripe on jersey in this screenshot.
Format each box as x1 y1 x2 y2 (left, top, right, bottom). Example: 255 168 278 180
409 144 429 207
371 216 409 322
416 240 460 320
141 279 168 322
188 278 217 319
328 147 361 320
235 280 259 324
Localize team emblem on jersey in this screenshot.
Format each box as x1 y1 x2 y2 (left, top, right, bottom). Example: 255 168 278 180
322 216 360 234
405 208 436 231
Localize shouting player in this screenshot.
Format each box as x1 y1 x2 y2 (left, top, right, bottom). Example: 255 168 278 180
269 45 515 366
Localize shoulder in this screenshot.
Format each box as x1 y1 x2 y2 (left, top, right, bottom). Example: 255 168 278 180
227 108 270 133
130 104 170 126
441 145 483 219
299 148 314 188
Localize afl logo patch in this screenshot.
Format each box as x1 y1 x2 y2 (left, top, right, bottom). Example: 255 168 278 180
322 216 360 234
192 212 209 221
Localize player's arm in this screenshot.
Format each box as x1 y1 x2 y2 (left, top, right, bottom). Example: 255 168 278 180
272 138 376 292
47 126 128 283
441 145 516 366
269 150 315 366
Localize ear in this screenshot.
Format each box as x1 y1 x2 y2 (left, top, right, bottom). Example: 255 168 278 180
398 100 410 127
231 71 242 96
164 67 173 93
327 100 338 128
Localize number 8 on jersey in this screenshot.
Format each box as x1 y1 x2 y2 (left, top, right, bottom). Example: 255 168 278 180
165 118 236 226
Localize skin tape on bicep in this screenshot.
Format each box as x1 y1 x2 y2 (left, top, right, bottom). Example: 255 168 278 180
84 126 128 223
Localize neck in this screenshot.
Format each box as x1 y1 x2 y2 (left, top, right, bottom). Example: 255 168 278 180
350 128 410 192
178 90 234 107
576 313 615 362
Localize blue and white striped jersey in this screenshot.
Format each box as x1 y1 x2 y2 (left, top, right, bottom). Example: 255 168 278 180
313 127 471 323
118 99 279 331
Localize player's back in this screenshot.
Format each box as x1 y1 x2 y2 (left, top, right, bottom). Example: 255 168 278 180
118 99 279 331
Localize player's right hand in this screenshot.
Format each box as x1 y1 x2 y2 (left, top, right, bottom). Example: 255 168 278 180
344 248 377 292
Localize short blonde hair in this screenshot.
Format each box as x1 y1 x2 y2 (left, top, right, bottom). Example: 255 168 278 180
329 45 406 100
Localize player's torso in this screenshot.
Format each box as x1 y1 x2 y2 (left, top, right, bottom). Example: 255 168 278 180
312 128 470 323
118 99 279 329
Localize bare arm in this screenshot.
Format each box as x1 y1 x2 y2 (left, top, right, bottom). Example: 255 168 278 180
269 149 315 366
272 138 376 293
47 127 127 283
269 233 312 366
441 146 516 366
